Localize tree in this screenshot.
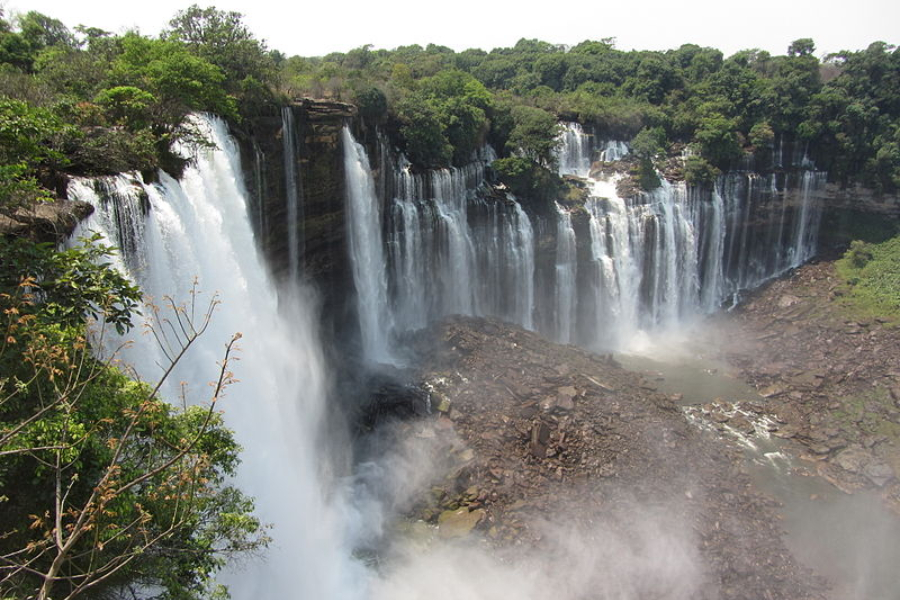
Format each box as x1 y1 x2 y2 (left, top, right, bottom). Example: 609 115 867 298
693 112 744 169
787 38 816 58
0 238 268 600
631 126 667 190
506 105 561 168
166 5 275 92
16 11 77 53
395 94 452 168
0 96 67 211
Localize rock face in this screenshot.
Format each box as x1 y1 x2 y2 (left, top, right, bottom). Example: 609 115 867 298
396 316 826 600
233 99 359 346
0 201 94 243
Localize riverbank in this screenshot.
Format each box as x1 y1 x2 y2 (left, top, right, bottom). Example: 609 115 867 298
719 259 900 511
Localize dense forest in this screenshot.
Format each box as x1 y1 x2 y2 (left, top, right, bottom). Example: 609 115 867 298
1 4 899 599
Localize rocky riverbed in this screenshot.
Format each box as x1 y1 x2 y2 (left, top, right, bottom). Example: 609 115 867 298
364 316 827 600
718 260 900 511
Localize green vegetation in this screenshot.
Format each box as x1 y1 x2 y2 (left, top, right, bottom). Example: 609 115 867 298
275 36 900 197
0 237 267 599
3 5 900 208
836 234 900 322
0 5 281 215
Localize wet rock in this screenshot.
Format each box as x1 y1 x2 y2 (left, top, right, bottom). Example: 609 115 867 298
437 507 485 538
434 392 452 414
728 416 756 435
833 445 872 475
863 462 895 487
530 422 551 458
760 385 787 398
778 294 802 308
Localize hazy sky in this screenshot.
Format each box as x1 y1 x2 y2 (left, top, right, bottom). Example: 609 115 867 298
6 0 899 58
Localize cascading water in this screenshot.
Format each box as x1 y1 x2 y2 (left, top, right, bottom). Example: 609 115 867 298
598 140 630 163
383 145 537 340
69 116 364 600
338 120 828 355
555 122 630 177
556 122 593 176
343 126 396 363
551 123 826 349
554 202 578 344
475 197 536 329
282 106 303 279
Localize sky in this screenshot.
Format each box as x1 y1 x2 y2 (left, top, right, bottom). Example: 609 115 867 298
5 0 899 59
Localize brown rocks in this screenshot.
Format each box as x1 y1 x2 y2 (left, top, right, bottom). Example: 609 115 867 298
0 200 94 243
404 316 827 600
721 259 900 510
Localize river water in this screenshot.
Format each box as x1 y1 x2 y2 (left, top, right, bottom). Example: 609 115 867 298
617 325 900 600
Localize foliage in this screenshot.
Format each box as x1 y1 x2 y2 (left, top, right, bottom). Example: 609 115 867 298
0 95 67 211
682 154 721 185
835 234 900 322
0 239 268 600
630 126 667 161
505 105 561 168
165 4 277 117
693 112 744 169
492 156 561 204
0 235 140 333
390 70 492 167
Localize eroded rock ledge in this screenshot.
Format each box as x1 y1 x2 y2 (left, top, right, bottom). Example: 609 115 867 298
0 201 94 243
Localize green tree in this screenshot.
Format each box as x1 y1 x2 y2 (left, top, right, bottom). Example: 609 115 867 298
166 5 276 94
16 11 77 53
506 105 561 168
0 238 268 600
0 96 67 211
694 112 744 168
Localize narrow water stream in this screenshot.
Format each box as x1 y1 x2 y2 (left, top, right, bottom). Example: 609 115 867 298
616 332 900 600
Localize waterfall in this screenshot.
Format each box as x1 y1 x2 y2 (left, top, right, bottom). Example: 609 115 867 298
571 168 825 349
555 122 630 177
69 115 364 600
556 122 593 176
384 148 536 338
790 170 826 266
554 203 578 344
477 197 536 329
282 106 303 279
343 126 396 363
598 140 630 163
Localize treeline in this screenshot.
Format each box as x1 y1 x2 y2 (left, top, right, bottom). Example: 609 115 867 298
0 5 280 214
2 4 899 214
281 37 900 192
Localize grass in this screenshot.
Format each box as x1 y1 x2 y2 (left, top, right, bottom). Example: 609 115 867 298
835 233 900 324
829 387 900 440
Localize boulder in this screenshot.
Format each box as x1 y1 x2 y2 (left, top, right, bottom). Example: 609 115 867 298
437 507 485 538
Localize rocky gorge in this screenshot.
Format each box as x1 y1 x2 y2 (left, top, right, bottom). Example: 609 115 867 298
48 101 900 599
